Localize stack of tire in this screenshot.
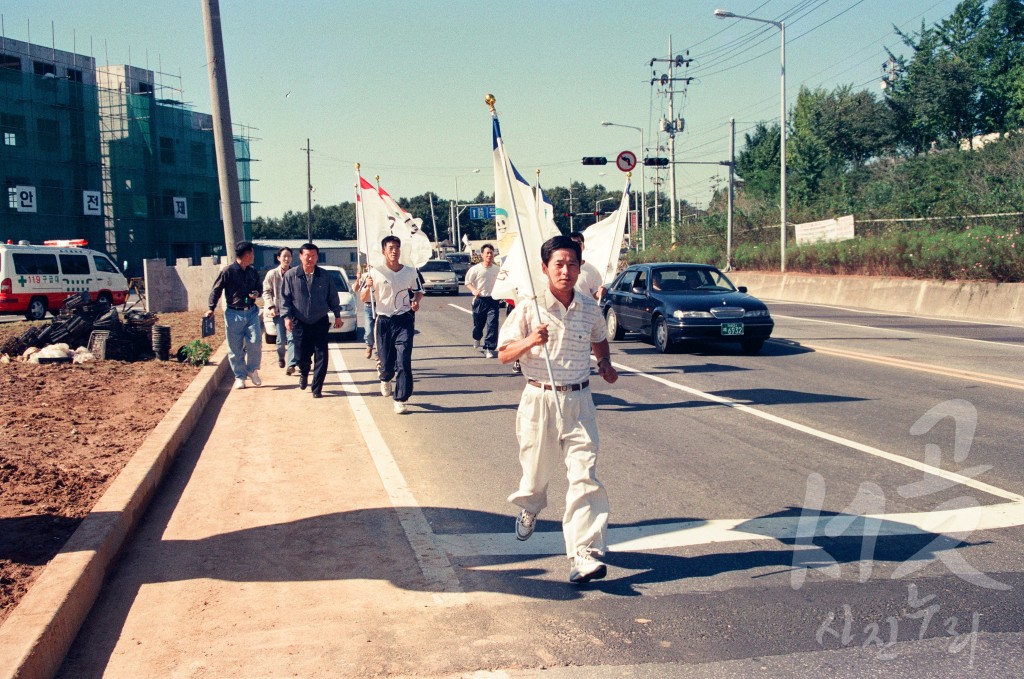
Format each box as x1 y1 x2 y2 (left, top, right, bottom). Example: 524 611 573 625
0 295 165 363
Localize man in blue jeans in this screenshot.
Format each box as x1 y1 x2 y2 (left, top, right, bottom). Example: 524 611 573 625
206 241 263 389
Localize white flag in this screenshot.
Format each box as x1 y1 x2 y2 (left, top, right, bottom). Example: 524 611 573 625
357 176 392 269
490 117 559 301
581 182 630 284
357 177 433 269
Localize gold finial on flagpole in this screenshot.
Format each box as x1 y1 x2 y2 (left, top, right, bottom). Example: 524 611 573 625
375 175 380 182
355 162 360 171
485 93 496 112
627 171 632 179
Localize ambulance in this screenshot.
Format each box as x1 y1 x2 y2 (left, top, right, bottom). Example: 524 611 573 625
0 239 129 320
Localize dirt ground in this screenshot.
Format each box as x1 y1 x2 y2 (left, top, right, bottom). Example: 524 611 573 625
0 309 226 625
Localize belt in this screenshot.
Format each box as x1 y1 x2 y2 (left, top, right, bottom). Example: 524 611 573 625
527 379 589 392
227 305 252 311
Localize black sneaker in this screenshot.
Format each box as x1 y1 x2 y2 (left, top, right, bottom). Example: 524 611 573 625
299 373 308 390
278 357 285 368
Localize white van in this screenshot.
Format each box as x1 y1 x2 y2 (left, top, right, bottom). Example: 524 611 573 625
0 240 129 320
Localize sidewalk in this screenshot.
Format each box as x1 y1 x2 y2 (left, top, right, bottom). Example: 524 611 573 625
2 341 455 678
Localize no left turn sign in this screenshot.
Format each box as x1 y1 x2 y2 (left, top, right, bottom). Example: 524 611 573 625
616 150 637 172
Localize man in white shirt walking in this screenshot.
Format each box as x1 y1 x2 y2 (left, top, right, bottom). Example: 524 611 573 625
359 235 423 414
464 243 500 358
497 234 618 584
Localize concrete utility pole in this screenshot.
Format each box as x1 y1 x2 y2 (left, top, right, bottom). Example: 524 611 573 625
202 0 244 255
304 139 313 242
650 43 693 246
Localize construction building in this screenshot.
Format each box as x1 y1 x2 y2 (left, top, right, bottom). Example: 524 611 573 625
0 36 254 276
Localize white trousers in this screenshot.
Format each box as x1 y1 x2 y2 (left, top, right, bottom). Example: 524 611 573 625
508 385 609 558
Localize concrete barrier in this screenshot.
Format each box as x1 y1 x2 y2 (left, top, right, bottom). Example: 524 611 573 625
143 257 224 313
728 272 1024 326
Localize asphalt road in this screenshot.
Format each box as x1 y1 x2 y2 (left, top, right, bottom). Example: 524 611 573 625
346 291 1024 676
53 290 1024 677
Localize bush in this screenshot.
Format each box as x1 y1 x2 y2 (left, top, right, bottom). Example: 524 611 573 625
179 340 213 367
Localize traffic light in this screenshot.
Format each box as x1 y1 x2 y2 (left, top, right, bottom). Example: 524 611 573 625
644 157 669 166
581 157 608 165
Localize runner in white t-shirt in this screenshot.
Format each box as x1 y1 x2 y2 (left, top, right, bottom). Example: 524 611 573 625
359 235 423 414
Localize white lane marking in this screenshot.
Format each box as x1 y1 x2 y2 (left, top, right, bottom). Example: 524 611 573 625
439 500 1024 556
773 312 1024 350
329 345 466 603
612 358 1024 503
448 303 471 314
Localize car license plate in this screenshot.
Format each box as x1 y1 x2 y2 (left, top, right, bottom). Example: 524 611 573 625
721 322 744 336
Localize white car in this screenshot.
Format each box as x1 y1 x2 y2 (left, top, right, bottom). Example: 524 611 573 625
262 265 358 341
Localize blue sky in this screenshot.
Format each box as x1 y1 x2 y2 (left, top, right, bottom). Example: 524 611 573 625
2 1 962 218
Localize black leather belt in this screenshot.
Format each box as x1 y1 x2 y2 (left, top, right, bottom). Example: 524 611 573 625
227 305 251 311
527 379 590 392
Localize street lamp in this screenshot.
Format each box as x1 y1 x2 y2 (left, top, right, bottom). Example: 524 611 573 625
453 168 480 248
595 197 614 220
601 121 646 250
714 8 787 272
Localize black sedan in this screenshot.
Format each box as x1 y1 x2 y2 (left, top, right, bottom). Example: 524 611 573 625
600 263 774 353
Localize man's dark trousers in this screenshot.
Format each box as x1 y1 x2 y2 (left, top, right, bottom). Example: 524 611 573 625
472 296 500 351
293 316 330 395
377 311 415 402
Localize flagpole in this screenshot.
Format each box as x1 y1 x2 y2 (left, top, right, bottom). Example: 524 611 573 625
487 94 562 418
355 164 376 320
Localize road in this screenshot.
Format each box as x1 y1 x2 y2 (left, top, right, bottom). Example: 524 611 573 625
355 294 1024 675
61 292 1024 677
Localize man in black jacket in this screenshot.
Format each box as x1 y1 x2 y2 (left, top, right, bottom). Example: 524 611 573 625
281 243 343 398
205 241 263 390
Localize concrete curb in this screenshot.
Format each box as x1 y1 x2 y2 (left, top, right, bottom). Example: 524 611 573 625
0 344 230 679
728 272 1024 326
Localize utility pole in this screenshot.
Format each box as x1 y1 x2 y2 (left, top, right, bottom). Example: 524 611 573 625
649 43 693 245
568 179 574 231
201 0 244 255
727 117 735 271
303 138 313 242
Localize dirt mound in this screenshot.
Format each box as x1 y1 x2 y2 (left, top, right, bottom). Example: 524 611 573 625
0 310 225 624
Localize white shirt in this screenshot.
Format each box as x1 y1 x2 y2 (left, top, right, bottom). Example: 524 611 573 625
497 288 607 385
368 264 420 317
465 262 499 297
576 261 604 299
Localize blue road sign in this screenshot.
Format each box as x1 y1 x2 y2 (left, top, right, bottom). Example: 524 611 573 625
468 205 496 220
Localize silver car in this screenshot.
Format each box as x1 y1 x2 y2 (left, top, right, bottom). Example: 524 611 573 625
418 259 460 295
262 265 358 341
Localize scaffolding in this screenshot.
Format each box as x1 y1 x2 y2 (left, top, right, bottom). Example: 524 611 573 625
0 34 255 275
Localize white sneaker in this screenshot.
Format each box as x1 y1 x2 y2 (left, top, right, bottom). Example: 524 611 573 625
380 380 393 397
473 339 480 349
233 378 246 390
515 509 537 541
249 370 262 386
484 350 494 359
393 400 407 414
568 546 607 584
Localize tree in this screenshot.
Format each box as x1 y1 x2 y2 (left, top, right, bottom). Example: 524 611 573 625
734 122 780 202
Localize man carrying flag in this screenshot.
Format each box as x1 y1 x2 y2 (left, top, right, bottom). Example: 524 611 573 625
497 235 618 584
360 235 423 414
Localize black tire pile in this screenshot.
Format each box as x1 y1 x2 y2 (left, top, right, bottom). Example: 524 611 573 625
0 292 161 361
